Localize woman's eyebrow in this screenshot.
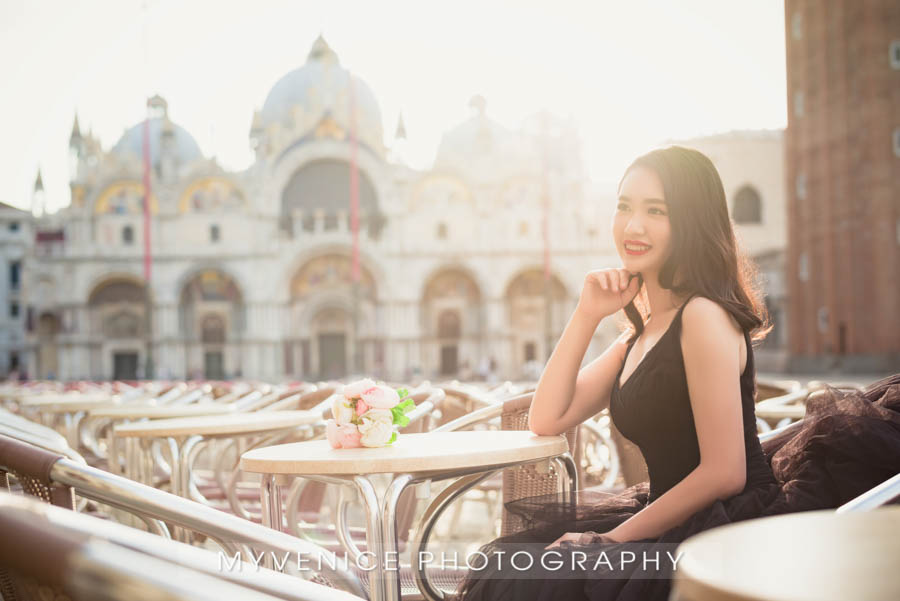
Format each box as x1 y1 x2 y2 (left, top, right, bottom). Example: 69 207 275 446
617 195 668 205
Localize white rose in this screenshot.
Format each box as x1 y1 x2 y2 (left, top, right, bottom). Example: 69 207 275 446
357 408 395 447
332 395 355 425
342 378 377 399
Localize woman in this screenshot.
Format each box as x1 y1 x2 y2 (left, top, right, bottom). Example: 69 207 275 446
454 146 900 601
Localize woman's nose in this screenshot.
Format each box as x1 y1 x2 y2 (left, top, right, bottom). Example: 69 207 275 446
624 216 646 235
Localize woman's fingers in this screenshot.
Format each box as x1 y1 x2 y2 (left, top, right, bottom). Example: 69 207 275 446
544 532 579 550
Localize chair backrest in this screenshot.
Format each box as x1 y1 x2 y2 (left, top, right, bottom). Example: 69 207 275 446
0 433 366 599
499 392 579 536
0 492 357 601
0 492 85 601
0 433 75 509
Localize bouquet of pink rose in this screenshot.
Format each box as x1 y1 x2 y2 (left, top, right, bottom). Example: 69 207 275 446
325 378 415 448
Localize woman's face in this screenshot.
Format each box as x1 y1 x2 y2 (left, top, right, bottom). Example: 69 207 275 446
612 166 672 276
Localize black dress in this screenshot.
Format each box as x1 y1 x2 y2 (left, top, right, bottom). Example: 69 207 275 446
454 296 900 601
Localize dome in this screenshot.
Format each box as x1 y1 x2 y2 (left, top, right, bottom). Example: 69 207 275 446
112 97 203 167
258 36 384 151
434 96 529 179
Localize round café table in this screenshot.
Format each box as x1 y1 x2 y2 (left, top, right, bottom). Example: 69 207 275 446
90 403 239 477
114 410 321 541
671 507 900 601
240 430 574 601
20 396 121 449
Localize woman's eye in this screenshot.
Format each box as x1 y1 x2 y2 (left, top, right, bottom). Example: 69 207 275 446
649 208 667 216
616 203 629 211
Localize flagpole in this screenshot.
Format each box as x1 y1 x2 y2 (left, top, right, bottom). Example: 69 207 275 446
349 74 361 376
141 1 154 380
541 112 552 361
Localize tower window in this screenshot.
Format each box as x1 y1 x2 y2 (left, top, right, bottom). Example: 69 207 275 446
210 224 220 243
10 302 19 318
9 261 20 289
890 41 900 70
732 186 762 224
795 173 807 200
8 221 19 232
122 225 134 245
791 12 802 40
436 222 447 239
793 91 805 117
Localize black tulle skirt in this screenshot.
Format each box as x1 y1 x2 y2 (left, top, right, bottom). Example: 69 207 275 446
453 374 900 601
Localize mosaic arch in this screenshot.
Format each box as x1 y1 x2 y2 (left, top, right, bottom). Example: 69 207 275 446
410 175 473 211
178 177 245 213
94 181 159 215
290 254 377 302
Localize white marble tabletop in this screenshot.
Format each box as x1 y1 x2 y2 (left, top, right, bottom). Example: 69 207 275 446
240 430 568 476
113 410 320 438
91 403 236 420
673 507 900 601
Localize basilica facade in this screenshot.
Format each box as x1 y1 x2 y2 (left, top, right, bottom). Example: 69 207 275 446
6 36 785 382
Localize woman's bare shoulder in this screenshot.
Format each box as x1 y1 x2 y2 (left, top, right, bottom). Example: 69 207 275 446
681 296 743 341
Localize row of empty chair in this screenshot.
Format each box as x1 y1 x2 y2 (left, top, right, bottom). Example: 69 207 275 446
2 375 898 601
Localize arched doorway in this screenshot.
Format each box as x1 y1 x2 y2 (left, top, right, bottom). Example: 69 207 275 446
179 270 244 380
289 254 378 379
505 269 568 376
37 312 61 379
87 278 147 380
422 268 482 377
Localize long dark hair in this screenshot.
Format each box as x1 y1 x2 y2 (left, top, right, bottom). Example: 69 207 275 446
619 145 772 345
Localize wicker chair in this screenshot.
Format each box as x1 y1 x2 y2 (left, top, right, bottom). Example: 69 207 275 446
496 393 580 536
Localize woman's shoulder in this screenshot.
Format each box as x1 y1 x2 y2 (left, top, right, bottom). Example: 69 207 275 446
681 295 744 341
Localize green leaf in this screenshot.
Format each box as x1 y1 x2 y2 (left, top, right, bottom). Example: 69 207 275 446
388 431 397 445
396 388 409 400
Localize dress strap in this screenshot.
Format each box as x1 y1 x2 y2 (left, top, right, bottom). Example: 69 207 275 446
675 293 696 320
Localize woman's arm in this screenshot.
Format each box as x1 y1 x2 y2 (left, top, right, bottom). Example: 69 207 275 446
529 268 640 437
529 312 630 436
605 297 747 542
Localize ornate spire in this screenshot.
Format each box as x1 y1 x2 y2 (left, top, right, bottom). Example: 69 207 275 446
34 169 43 192
147 94 169 119
307 34 339 65
469 94 487 117
70 114 81 142
395 112 407 140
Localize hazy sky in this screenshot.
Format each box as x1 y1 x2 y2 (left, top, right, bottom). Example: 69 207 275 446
0 0 786 213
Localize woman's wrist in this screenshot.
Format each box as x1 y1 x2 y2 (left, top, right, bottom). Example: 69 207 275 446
574 302 607 326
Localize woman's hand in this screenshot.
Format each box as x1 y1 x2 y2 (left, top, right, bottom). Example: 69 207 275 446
545 530 622 550
575 268 642 323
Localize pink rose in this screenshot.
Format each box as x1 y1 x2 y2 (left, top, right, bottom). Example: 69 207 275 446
342 378 377 400
360 385 401 410
355 398 370 416
325 419 362 449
